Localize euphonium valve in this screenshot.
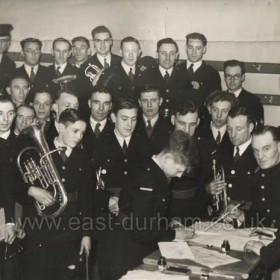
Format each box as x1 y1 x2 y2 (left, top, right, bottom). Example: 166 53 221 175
17 122 68 217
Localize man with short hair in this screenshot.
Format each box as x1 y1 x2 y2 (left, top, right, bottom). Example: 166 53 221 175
6 75 30 107
224 59 264 126
72 36 91 69
179 32 221 103
135 83 173 155
15 38 52 102
14 104 35 135
0 24 16 94
32 91 53 123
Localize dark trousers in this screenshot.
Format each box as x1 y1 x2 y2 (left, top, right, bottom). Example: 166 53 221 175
23 239 81 280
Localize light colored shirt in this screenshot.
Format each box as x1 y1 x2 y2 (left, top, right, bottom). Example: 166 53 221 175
186 60 203 73
229 87 242 98
90 116 107 133
97 53 112 68
0 130 11 140
234 137 252 157
143 114 159 128
24 64 39 77
55 62 67 74
121 61 136 76
114 129 132 147
210 121 227 141
54 137 72 157
159 65 173 77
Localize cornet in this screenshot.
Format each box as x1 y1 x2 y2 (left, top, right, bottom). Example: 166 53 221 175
84 63 101 82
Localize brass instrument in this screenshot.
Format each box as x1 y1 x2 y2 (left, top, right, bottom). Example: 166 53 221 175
84 63 101 82
17 122 68 217
212 159 228 215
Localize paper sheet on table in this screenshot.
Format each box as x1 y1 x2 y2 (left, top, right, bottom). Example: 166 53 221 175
191 246 240 268
0 208 5 241
158 242 195 260
120 269 189 280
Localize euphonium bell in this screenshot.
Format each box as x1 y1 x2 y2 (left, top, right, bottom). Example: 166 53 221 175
17 121 68 217
84 63 101 82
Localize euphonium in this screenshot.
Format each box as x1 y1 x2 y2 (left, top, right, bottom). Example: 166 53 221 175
212 159 228 215
17 121 68 217
84 63 101 82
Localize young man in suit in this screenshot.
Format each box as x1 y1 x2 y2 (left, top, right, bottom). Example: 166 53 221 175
15 38 52 103
224 59 264 127
32 91 53 123
0 24 16 94
71 36 91 70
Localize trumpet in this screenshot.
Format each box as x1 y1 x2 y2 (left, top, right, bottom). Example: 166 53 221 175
212 159 228 215
84 63 102 82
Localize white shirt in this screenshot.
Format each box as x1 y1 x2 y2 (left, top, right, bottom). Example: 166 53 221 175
24 64 39 77
121 61 135 76
114 129 132 148
90 116 107 133
210 122 227 140
229 87 242 98
186 60 202 73
143 114 159 128
0 130 11 140
54 137 72 157
0 54 3 64
152 155 161 169
97 53 112 68
159 66 173 77
55 62 67 74
234 137 252 157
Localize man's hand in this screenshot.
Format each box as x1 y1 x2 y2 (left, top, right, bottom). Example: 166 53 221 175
206 179 226 195
109 196 119 216
223 203 245 224
244 240 265 256
174 227 195 241
80 236 91 256
28 186 55 206
4 223 16 244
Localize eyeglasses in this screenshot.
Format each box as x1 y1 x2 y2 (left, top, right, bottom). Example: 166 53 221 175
24 49 41 55
94 39 112 44
225 74 242 80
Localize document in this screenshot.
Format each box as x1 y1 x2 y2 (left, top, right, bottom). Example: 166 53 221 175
0 208 5 241
158 242 195 260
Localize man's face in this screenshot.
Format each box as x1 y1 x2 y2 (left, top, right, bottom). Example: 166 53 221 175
7 78 30 106
208 101 231 129
15 107 35 133
138 91 162 119
60 120 87 148
0 102 15 134
162 155 186 178
252 132 280 169
114 108 137 138
0 36 11 54
121 42 140 67
52 41 71 65
72 40 90 64
93 32 112 56
53 92 79 120
22 42 41 66
158 43 178 70
172 112 200 136
186 39 206 63
33 92 52 120
89 92 112 122
224 65 245 93
227 115 253 147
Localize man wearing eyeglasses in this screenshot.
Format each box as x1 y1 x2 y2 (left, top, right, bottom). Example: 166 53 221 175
0 24 16 95
76 26 121 117
15 38 52 103
224 60 264 127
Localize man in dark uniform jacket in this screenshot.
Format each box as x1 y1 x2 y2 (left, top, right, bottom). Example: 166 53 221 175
82 85 114 163
102 36 146 102
98 131 197 280
15 38 52 103
47 38 78 96
76 26 121 116
71 36 91 70
206 105 257 212
135 84 173 156
224 59 264 127
139 38 186 118
15 109 92 280
0 24 16 94
178 32 221 104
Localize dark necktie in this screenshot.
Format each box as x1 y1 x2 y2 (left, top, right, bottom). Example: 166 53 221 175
234 146 240 163
60 147 67 162
94 123 101 138
146 120 153 138
56 66 61 77
30 67 35 82
188 63 194 76
128 68 134 82
104 58 109 69
215 131 221 144
164 71 170 83
122 140 128 154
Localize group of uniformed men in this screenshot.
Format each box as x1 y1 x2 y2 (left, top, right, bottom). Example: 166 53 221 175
0 23 279 280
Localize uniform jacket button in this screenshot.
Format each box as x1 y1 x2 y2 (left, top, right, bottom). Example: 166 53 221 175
61 178 66 182
124 171 128 175
228 183 232 188
261 197 265 201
